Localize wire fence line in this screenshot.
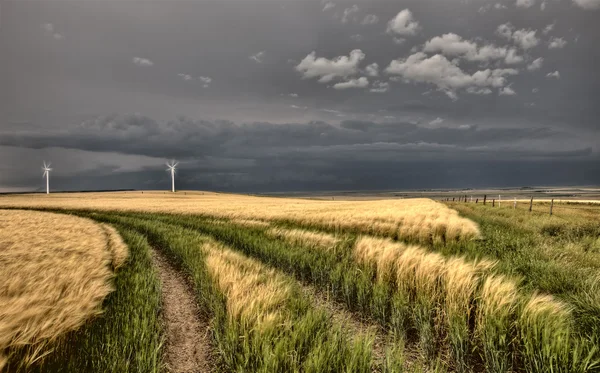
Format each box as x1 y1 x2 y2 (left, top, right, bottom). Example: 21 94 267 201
441 196 600 218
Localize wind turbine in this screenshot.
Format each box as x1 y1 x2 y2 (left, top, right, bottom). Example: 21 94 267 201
42 161 52 194
166 160 178 192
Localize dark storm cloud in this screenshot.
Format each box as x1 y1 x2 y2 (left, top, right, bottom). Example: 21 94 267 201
1 0 599 192
0 114 580 160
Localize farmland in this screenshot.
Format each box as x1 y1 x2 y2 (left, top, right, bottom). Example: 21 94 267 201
1 192 599 372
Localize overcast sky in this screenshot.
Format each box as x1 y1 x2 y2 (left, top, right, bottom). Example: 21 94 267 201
1 0 599 192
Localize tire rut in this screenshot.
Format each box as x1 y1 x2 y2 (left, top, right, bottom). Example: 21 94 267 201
151 250 215 373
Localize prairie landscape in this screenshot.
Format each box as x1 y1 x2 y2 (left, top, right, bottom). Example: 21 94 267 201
1 192 599 372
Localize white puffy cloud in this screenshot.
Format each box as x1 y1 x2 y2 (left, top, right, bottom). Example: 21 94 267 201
424 33 476 57
295 49 365 83
198 76 212 87
288 93 299 97
369 81 389 93
361 14 379 25
505 48 524 64
341 5 359 24
532 88 540 93
423 33 523 64
572 0 600 9
497 23 541 50
42 23 64 40
322 2 335 11
548 37 567 49
542 23 555 35
499 85 517 95
42 23 54 33
393 37 406 45
496 23 515 39
132 57 154 67
527 57 544 71
429 117 444 126
332 77 369 89
387 9 420 36
546 70 561 78
478 4 492 13
250 51 265 63
444 90 459 101
516 0 536 8
512 29 540 49
365 63 379 77
290 105 308 109
479 3 508 12
466 87 493 95
350 34 365 42
385 52 518 96
177 73 193 81
541 1 547 10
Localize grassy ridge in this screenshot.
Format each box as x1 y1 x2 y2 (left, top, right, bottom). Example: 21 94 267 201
88 212 377 373
446 203 600 345
115 211 599 373
7 225 163 373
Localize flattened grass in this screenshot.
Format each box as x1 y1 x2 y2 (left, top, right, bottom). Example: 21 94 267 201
3 223 162 372
0 210 115 369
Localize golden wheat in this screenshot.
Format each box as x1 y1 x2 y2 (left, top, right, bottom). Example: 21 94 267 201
100 223 129 269
444 257 495 321
473 274 520 371
204 241 292 330
231 219 271 228
0 192 480 243
0 210 125 367
266 227 340 250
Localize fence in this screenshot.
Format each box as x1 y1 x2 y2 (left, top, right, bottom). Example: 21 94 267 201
441 195 600 217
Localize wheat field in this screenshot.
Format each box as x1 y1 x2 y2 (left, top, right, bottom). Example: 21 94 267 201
0 210 127 370
0 192 480 243
1 193 599 372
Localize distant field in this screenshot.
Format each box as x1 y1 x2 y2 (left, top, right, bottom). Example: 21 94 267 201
0 192 481 244
1 192 599 372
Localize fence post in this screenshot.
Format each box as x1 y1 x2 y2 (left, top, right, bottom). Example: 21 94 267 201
476 198 478 203
453 197 455 202
483 195 487 205
499 195 501 207
550 199 554 216
529 197 533 212
492 199 495 207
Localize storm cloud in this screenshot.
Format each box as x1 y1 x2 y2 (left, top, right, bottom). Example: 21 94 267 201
1 0 599 192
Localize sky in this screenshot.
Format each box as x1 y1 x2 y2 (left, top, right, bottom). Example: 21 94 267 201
1 0 599 193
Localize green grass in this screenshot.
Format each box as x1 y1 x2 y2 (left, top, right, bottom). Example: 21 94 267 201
85 212 377 373
445 203 600 339
6 225 163 373
108 210 599 373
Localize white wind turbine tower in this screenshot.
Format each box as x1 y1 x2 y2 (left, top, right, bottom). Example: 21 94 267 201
42 161 52 194
166 160 178 192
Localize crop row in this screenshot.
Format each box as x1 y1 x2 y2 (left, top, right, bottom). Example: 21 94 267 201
119 211 599 373
87 212 393 372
